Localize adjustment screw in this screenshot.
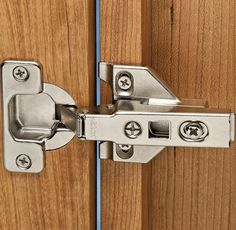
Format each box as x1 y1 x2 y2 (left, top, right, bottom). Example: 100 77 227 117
13 66 29 81
119 144 132 152
16 154 32 170
117 144 134 159
124 121 142 139
179 121 208 141
117 73 132 90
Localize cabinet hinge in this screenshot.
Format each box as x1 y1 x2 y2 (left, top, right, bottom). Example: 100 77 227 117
1 60 235 173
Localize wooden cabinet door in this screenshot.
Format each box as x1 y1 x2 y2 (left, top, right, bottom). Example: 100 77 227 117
100 1 236 230
0 1 95 229
0 1 235 230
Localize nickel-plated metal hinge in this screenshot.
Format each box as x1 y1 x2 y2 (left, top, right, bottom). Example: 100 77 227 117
1 60 235 173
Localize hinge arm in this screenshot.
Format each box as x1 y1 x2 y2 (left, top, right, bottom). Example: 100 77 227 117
58 101 234 163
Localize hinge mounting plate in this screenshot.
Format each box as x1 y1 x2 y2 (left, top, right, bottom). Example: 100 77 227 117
1 61 75 172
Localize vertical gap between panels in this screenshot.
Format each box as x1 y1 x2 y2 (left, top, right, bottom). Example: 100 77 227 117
95 0 101 229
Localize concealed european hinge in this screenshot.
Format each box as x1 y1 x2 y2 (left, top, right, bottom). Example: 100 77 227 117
1 60 235 173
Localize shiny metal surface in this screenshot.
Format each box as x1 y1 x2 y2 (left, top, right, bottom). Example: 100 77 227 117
124 121 142 139
1 61 235 169
16 154 32 170
57 62 235 163
179 121 209 142
99 142 164 163
13 66 29 81
61 102 233 148
1 60 75 173
99 62 181 104
117 72 132 90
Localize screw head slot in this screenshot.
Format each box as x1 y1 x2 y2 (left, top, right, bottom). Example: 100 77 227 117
179 121 209 142
124 121 142 139
117 72 132 90
16 154 32 170
116 144 134 159
119 144 132 152
13 66 29 82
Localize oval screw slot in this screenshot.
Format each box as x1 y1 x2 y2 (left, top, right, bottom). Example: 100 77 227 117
179 121 209 142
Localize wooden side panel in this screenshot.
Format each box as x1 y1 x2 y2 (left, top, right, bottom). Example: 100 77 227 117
101 0 236 229
0 1 95 229
150 0 236 229
100 1 152 229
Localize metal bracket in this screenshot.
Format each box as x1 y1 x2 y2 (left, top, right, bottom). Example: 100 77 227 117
1 60 235 173
1 61 75 172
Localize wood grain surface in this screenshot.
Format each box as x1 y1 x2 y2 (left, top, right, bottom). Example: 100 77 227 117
0 1 95 229
101 0 236 229
101 1 152 229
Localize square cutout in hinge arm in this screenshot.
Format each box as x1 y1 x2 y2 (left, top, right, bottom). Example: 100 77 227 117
1 60 235 173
